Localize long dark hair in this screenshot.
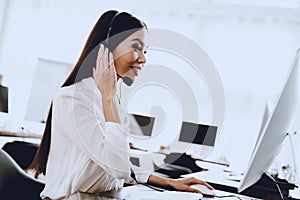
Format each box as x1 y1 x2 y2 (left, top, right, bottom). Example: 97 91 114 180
28 10 147 177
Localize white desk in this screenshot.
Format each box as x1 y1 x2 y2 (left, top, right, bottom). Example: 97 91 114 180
182 161 299 200
0 130 42 138
182 161 240 188
64 184 260 200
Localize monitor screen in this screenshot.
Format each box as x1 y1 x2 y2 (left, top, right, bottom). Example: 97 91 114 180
129 114 155 137
178 121 217 147
0 85 8 113
238 49 300 192
25 58 73 123
130 157 140 167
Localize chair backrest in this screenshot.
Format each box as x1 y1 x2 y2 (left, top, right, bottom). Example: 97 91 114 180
0 149 45 199
2 141 38 169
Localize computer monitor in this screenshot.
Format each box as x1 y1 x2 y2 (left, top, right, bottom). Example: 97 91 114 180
0 85 8 113
25 58 73 123
128 114 155 137
179 121 218 147
249 102 270 160
238 49 300 192
167 121 218 155
127 114 156 172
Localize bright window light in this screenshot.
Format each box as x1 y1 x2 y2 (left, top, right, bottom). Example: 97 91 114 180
214 0 299 8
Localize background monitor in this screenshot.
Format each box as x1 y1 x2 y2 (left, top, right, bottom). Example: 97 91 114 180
128 114 156 172
129 114 155 137
238 49 300 192
25 58 73 123
178 121 218 147
0 86 8 113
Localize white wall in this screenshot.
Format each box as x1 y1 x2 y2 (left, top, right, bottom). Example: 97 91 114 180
0 0 299 182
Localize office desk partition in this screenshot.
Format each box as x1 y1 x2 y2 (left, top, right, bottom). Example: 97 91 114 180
62 184 260 200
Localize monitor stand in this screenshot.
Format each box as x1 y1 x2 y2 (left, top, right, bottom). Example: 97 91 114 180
241 173 297 199
242 132 298 199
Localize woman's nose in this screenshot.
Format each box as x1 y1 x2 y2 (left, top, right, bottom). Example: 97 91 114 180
137 51 146 64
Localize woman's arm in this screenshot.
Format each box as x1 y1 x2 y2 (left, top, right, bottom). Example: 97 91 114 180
147 174 214 193
102 98 120 123
54 89 131 179
94 45 120 124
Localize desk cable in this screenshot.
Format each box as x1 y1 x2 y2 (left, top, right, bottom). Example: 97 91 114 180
265 172 284 200
288 132 298 184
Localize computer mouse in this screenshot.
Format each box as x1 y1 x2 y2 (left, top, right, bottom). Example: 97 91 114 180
190 184 216 197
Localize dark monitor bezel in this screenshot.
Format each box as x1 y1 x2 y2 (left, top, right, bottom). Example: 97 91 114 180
0 85 8 113
130 114 155 137
178 121 218 147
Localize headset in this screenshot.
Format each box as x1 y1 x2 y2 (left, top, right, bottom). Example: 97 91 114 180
103 11 133 86
103 11 120 48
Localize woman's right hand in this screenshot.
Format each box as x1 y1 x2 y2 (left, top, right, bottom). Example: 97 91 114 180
93 44 117 100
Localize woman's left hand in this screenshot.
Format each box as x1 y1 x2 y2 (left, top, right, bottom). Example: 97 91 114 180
168 177 214 193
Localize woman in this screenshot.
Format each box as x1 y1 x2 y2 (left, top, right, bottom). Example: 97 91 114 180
28 10 213 199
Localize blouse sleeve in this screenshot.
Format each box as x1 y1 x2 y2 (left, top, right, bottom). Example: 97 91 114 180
117 107 152 184
129 164 151 183
53 87 131 180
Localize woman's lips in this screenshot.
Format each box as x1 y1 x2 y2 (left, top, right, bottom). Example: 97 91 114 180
130 66 141 76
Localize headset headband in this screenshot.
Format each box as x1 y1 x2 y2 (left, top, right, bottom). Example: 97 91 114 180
106 12 120 44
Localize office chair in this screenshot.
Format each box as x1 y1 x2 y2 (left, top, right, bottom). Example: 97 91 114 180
2 141 38 169
0 149 45 199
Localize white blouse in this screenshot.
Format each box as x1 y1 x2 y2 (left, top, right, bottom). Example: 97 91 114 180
40 77 151 199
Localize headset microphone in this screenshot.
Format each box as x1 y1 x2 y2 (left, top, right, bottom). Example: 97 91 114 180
117 73 133 86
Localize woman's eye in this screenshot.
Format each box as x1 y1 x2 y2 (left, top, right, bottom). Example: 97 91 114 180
132 44 147 54
132 44 142 52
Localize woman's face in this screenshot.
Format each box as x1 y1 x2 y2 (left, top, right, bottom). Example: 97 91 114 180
113 28 147 83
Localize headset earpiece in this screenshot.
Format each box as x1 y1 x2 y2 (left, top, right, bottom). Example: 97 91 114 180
104 11 134 86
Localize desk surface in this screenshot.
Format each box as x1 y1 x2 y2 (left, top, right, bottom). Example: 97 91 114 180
182 161 240 188
0 130 42 138
64 184 260 200
183 161 300 199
